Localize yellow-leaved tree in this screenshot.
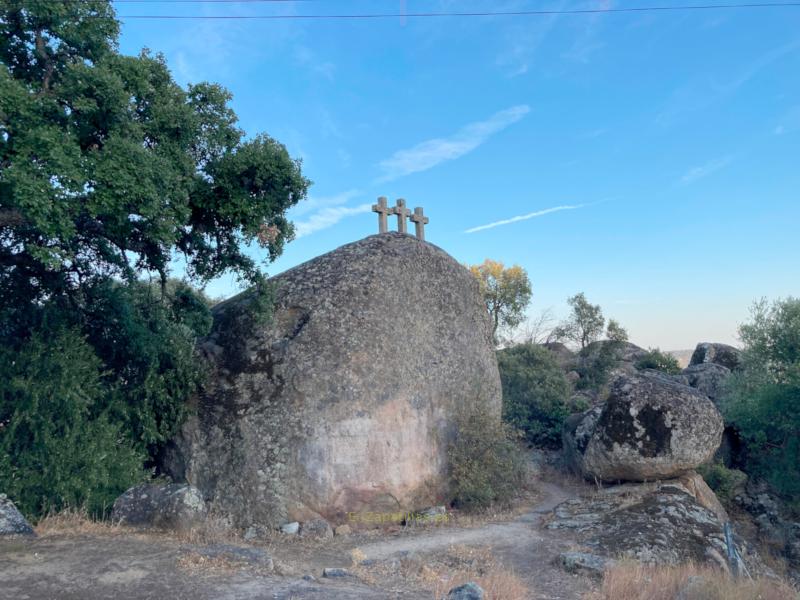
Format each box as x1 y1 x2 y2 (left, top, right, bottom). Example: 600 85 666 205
469 259 532 345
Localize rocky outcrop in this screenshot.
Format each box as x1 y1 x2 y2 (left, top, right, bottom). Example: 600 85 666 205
0 495 34 537
163 233 500 528
563 371 723 482
683 363 731 403
548 481 730 568
689 343 741 371
111 483 207 531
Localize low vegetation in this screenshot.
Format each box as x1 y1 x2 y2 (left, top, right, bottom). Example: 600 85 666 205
697 461 748 507
497 343 571 448
447 402 527 510
721 297 800 505
635 348 682 375
589 561 798 600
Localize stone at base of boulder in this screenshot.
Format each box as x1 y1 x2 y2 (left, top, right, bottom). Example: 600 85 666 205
446 582 485 599
0 495 35 538
333 524 351 536
280 521 300 535
299 518 332 539
322 567 351 578
111 483 207 531
558 552 615 577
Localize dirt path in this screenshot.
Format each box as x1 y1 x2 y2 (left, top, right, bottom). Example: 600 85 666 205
346 478 591 600
0 476 594 600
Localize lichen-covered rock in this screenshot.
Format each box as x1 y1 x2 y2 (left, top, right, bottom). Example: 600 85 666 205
563 371 723 482
548 483 729 568
683 362 731 402
111 483 207 531
558 552 615 577
163 233 500 527
689 343 741 371
299 518 333 539
0 494 35 537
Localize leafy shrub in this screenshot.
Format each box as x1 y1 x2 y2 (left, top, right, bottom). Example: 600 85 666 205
81 279 210 456
0 328 143 518
635 348 681 375
497 343 571 448
448 402 527 510
721 298 800 501
575 341 622 391
697 461 748 506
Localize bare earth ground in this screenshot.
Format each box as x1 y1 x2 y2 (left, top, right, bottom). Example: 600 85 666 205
0 471 596 600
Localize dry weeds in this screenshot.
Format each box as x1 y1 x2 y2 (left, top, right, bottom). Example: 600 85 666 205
35 507 124 537
350 543 530 600
587 561 799 600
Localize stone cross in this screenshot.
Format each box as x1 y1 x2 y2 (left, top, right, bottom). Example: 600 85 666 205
391 198 411 234
410 207 429 241
371 196 391 233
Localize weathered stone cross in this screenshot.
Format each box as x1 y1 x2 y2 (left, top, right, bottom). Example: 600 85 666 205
371 196 391 233
409 207 429 241
391 198 411 234
373 196 429 240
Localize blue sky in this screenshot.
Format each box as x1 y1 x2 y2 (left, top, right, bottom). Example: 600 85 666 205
117 1 800 349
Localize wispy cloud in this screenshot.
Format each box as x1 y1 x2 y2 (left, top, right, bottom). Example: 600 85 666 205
465 204 585 234
376 105 530 182
656 40 800 127
678 156 733 186
291 190 371 238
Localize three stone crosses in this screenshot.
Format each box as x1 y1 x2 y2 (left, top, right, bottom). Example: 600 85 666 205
371 197 429 241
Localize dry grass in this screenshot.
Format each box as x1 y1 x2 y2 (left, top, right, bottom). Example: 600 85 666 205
35 507 124 537
350 543 530 599
587 561 799 600
176 552 247 575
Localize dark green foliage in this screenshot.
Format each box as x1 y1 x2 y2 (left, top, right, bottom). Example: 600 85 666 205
721 298 800 501
697 461 748 507
80 279 209 453
575 341 621 391
635 348 682 375
447 402 527 511
0 328 144 518
497 343 571 448
0 2 306 518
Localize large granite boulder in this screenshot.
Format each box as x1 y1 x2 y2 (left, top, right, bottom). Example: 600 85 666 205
0 494 35 537
689 342 741 371
564 371 723 482
163 233 500 527
683 362 731 403
111 483 207 531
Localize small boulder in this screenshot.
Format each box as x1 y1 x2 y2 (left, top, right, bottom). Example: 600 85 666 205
558 552 615 577
299 518 333 539
683 363 731 403
0 494 35 537
689 343 741 371
563 371 723 482
333 524 352 536
446 582 485 599
322 567 351 578
111 483 207 531
280 521 300 535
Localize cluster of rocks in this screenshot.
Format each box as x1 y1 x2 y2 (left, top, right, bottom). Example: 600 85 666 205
553 341 747 574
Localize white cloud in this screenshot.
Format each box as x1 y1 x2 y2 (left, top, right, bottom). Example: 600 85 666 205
291 190 371 238
465 204 585 234
678 156 733 186
376 105 530 182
